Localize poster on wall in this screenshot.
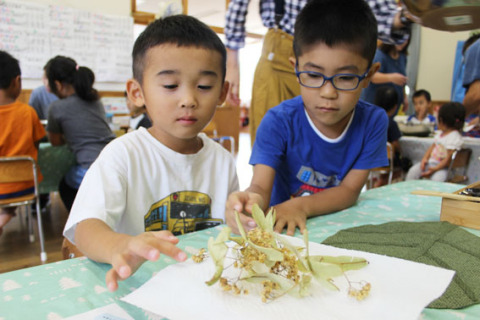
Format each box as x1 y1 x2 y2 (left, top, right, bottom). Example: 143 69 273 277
0 0 133 82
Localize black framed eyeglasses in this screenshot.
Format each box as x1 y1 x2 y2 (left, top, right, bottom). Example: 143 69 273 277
295 62 369 91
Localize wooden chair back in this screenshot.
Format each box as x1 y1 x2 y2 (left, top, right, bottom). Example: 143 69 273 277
0 157 36 183
368 142 394 188
447 148 472 183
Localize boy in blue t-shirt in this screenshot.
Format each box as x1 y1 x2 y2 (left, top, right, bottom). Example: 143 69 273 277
226 0 388 236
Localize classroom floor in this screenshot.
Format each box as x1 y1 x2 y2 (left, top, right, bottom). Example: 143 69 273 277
0 192 67 273
0 132 254 273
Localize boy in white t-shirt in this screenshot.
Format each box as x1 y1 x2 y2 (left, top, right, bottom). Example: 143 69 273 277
63 15 238 292
406 102 465 182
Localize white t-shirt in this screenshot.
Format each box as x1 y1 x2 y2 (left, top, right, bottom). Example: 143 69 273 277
64 128 239 242
430 130 463 163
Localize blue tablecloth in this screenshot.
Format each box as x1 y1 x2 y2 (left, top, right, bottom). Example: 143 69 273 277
1 180 479 319
38 143 76 194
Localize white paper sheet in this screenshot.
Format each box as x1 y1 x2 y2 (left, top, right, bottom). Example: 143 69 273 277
122 237 455 320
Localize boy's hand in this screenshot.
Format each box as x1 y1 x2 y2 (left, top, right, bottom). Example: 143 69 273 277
226 191 264 234
106 231 187 292
273 203 308 236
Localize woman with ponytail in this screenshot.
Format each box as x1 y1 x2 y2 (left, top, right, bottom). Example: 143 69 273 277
46 56 115 211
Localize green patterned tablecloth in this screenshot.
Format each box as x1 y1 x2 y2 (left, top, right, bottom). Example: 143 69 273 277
1 180 479 319
38 143 76 194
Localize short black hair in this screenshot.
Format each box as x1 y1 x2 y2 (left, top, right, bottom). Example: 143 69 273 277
462 33 480 56
438 102 465 131
412 89 431 102
293 0 378 65
374 85 398 113
0 51 21 90
132 15 226 84
45 55 99 101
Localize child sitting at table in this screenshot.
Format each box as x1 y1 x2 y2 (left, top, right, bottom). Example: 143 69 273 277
63 15 239 291
0 51 46 236
407 89 436 126
124 91 152 130
406 102 465 182
372 85 403 187
226 0 388 236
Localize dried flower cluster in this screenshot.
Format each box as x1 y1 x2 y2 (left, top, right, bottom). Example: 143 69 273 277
348 281 371 301
194 204 371 303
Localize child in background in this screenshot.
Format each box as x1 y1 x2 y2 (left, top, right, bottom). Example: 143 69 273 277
406 102 465 182
63 15 239 291
124 91 152 130
46 56 115 211
29 66 58 120
0 51 46 236
226 0 388 236
407 89 436 126
372 85 402 187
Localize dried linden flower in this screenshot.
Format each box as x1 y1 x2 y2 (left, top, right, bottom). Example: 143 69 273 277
202 204 371 303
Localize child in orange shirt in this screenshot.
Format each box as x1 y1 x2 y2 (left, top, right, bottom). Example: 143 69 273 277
0 51 46 235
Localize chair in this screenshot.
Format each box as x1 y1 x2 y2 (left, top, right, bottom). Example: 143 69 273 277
61 238 84 259
368 142 394 189
446 148 472 183
0 156 47 262
203 120 236 154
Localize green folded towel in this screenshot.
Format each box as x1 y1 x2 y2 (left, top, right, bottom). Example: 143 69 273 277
322 221 480 309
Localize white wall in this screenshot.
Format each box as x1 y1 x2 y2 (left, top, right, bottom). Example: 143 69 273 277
416 27 472 101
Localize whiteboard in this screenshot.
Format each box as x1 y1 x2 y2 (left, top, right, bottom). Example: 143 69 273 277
0 0 133 82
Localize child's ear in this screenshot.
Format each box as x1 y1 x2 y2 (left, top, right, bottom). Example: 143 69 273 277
217 81 229 106
54 80 64 96
363 62 380 88
289 57 299 83
12 75 21 92
289 57 296 67
126 78 145 107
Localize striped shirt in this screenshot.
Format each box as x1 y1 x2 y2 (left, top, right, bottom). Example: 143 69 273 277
224 0 409 50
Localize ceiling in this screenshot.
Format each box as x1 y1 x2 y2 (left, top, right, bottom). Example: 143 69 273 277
135 0 267 36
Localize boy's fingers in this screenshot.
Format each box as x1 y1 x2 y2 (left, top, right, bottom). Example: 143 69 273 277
152 230 180 244
298 221 307 235
239 212 256 231
105 268 120 292
227 193 245 213
129 236 187 262
151 240 187 262
274 219 286 234
286 222 296 236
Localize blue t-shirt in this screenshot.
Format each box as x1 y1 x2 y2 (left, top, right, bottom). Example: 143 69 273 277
28 85 58 120
463 39 480 89
361 49 406 108
250 96 389 206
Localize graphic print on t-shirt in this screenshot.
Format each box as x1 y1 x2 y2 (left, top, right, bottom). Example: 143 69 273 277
293 165 340 197
144 191 222 235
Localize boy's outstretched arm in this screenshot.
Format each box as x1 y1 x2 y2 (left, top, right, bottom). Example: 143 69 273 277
74 218 187 292
226 164 275 234
274 169 370 236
